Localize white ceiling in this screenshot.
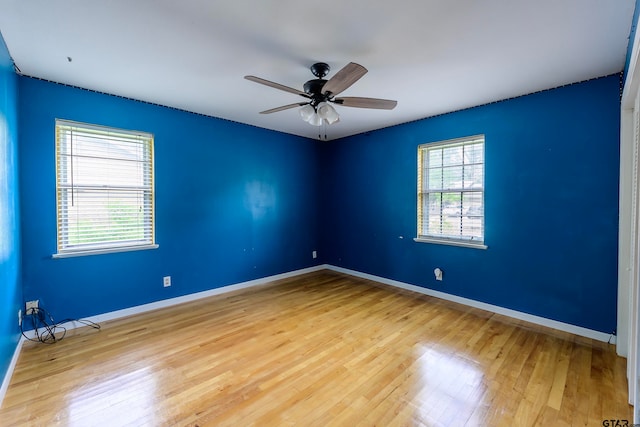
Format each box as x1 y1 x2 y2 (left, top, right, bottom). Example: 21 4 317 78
0 0 635 140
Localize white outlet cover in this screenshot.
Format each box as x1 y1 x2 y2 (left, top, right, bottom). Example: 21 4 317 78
25 300 39 313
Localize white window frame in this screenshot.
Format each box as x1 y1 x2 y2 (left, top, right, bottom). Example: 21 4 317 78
53 119 158 258
414 134 487 249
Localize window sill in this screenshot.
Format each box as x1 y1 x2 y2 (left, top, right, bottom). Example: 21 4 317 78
53 244 159 259
413 237 487 250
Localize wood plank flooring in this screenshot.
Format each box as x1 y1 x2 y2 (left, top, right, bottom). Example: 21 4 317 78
0 270 633 426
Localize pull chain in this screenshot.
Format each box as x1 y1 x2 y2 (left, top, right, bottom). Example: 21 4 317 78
318 121 328 140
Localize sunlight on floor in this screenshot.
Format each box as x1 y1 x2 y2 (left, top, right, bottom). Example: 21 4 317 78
67 367 159 426
411 345 487 425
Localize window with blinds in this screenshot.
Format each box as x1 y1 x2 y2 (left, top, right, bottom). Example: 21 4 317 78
417 135 485 248
55 120 156 256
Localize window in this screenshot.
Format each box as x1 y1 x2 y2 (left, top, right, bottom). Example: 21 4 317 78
416 135 486 248
54 120 157 257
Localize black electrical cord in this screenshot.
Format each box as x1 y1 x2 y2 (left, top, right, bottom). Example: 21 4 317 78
21 307 100 344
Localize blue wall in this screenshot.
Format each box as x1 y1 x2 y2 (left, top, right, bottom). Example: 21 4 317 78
0 34 22 386
18 77 320 320
14 67 623 336
321 75 621 334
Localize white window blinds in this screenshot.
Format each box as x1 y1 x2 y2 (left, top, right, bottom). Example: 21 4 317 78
417 135 485 245
55 120 155 255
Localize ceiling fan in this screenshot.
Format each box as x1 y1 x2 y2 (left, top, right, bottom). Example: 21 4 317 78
244 62 397 126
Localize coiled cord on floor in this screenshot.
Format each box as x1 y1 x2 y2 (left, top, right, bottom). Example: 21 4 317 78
21 307 100 344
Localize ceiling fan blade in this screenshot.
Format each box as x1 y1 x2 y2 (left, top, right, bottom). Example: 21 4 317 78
259 102 308 114
244 75 309 98
322 62 367 96
333 97 398 110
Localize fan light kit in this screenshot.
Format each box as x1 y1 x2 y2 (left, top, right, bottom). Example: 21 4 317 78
245 62 397 127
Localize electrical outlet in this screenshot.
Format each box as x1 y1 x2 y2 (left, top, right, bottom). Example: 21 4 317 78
312 250 317 259
18 309 22 326
25 300 39 315
163 276 171 287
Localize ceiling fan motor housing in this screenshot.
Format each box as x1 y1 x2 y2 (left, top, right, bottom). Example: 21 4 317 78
303 79 328 101
304 63 332 107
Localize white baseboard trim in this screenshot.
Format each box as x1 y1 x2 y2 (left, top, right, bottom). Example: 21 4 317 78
21 263 614 344
6 261 613 410
40 265 328 334
326 265 615 344
3 265 328 408
0 336 25 409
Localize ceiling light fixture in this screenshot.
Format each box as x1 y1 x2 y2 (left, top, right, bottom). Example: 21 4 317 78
246 61 397 128
299 104 315 122
317 102 339 124
299 101 339 126
298 63 341 127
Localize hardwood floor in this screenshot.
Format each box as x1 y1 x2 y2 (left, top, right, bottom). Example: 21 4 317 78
0 270 633 426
